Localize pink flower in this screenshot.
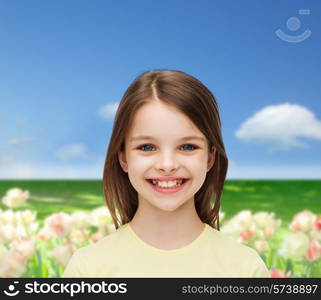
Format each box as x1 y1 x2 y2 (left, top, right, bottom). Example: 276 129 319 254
36 226 53 241
44 212 72 238
270 269 291 278
10 237 35 259
0 249 27 277
0 237 36 277
52 241 76 267
305 239 321 262
91 231 105 243
314 217 321 231
240 229 255 241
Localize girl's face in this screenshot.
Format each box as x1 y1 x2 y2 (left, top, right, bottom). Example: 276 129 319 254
118 100 215 213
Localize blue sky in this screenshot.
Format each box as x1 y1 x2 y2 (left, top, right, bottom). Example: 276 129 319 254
0 0 320 179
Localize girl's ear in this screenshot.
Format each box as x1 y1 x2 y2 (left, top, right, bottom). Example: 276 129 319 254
207 146 216 172
118 151 128 173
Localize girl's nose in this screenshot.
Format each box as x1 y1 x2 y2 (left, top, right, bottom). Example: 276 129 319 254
155 152 179 172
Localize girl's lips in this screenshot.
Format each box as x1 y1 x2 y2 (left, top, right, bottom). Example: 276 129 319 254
146 178 189 184
146 177 189 182
145 179 190 194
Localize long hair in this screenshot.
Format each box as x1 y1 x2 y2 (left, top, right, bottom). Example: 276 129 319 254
103 69 228 230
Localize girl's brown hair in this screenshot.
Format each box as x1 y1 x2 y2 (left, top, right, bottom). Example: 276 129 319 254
103 69 228 230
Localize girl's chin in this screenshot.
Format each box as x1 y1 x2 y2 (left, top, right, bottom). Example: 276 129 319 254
150 201 184 212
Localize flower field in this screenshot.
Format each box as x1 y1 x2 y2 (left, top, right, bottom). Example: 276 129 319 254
0 180 320 278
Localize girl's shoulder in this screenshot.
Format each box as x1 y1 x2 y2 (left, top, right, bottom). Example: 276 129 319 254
205 225 269 277
75 223 129 256
205 224 262 259
62 225 128 277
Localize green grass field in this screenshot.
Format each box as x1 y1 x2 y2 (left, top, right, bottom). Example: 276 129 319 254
1 179 320 226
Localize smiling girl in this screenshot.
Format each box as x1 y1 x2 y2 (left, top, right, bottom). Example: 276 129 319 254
62 69 270 277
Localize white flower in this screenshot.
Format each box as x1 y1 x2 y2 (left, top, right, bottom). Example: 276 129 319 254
310 229 321 241
289 210 317 233
20 210 37 226
0 249 28 277
254 239 269 254
220 220 247 243
0 224 16 243
10 237 36 259
221 210 282 245
0 210 15 225
25 222 39 236
233 210 254 229
90 207 117 234
52 242 76 267
71 211 93 229
253 211 281 239
70 228 90 244
37 226 53 241
1 188 30 208
91 207 112 226
253 212 274 228
279 232 310 260
44 212 72 238
15 224 27 238
0 209 39 242
220 210 255 242
0 244 9 264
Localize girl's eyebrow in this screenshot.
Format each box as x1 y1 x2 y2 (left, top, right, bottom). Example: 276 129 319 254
130 135 205 142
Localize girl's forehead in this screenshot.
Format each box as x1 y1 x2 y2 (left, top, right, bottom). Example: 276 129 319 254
128 126 202 143
130 101 197 130
128 133 206 145
124 101 207 144
126 121 206 144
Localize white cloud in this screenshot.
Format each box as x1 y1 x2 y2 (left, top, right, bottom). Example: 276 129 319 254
55 144 88 161
235 102 321 151
98 102 119 120
9 137 34 145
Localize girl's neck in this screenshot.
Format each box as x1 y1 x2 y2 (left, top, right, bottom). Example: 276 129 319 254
128 200 204 250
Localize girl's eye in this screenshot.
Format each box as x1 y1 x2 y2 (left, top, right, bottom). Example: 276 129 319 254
137 144 199 152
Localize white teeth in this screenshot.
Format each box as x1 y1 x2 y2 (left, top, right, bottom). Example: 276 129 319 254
151 179 183 187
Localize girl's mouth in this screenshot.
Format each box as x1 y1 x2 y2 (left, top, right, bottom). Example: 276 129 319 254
145 179 190 194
